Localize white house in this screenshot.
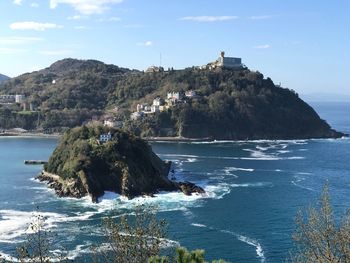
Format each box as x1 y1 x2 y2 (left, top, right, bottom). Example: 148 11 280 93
185 90 196 98
99 132 112 143
104 119 123 128
153 97 164 106
167 92 182 100
15 94 25 103
151 105 160 113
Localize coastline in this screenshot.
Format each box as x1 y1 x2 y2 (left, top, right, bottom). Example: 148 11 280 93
0 132 61 138
0 132 347 142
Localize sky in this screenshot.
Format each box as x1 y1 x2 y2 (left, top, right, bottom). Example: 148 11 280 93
0 0 349 95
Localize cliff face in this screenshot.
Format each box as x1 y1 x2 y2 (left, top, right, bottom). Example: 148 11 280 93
41 126 178 202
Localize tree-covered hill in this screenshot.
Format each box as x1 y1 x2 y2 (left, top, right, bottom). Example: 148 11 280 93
0 58 343 139
0 59 135 130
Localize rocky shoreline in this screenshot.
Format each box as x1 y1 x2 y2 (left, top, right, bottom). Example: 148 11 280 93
37 170 205 203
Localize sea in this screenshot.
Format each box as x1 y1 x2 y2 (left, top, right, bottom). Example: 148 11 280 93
0 101 350 262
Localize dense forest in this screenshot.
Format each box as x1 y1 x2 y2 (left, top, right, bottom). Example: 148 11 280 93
0 58 342 139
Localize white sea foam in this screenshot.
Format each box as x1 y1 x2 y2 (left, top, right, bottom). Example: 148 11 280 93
186 158 198 163
277 150 291 154
191 223 207 228
76 182 232 213
220 230 265 262
291 175 314 192
230 182 273 188
256 145 269 151
296 172 312 175
0 205 106 244
240 156 281 161
0 252 19 262
242 149 281 160
225 167 254 172
286 156 305 160
236 234 265 262
0 210 66 242
161 154 199 158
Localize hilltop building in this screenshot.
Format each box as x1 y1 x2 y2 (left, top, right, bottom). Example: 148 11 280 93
217 51 242 68
145 66 164 73
204 51 243 70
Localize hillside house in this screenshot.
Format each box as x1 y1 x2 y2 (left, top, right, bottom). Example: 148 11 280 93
104 119 123 128
99 132 112 143
185 90 197 98
153 97 164 106
15 94 25 103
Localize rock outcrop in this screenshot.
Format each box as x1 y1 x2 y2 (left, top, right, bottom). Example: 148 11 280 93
40 126 204 202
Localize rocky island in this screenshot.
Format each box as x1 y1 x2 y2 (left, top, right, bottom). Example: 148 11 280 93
38 126 204 202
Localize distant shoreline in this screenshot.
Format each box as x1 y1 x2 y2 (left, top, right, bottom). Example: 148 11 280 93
0 132 61 138
0 132 347 142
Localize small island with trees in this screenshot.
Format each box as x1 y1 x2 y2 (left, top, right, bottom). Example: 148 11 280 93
38 125 204 202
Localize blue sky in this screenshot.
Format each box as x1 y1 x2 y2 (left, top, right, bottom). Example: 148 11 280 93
0 0 349 95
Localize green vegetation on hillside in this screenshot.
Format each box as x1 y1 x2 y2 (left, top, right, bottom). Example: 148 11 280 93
0 59 342 139
42 125 176 202
0 59 131 131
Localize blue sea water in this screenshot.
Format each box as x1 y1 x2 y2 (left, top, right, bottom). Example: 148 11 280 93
0 101 350 262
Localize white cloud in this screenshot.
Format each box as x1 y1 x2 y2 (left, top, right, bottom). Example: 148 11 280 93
254 44 271 49
97 16 121 22
248 15 272 20
30 2 39 8
180 16 238 22
68 15 88 20
137 41 153 47
13 0 23 5
0 36 44 45
0 47 26 54
10 22 63 31
39 49 73 56
50 0 123 15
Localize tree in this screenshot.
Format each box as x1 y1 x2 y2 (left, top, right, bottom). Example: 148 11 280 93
148 247 227 263
97 205 168 263
16 212 68 263
291 185 350 262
